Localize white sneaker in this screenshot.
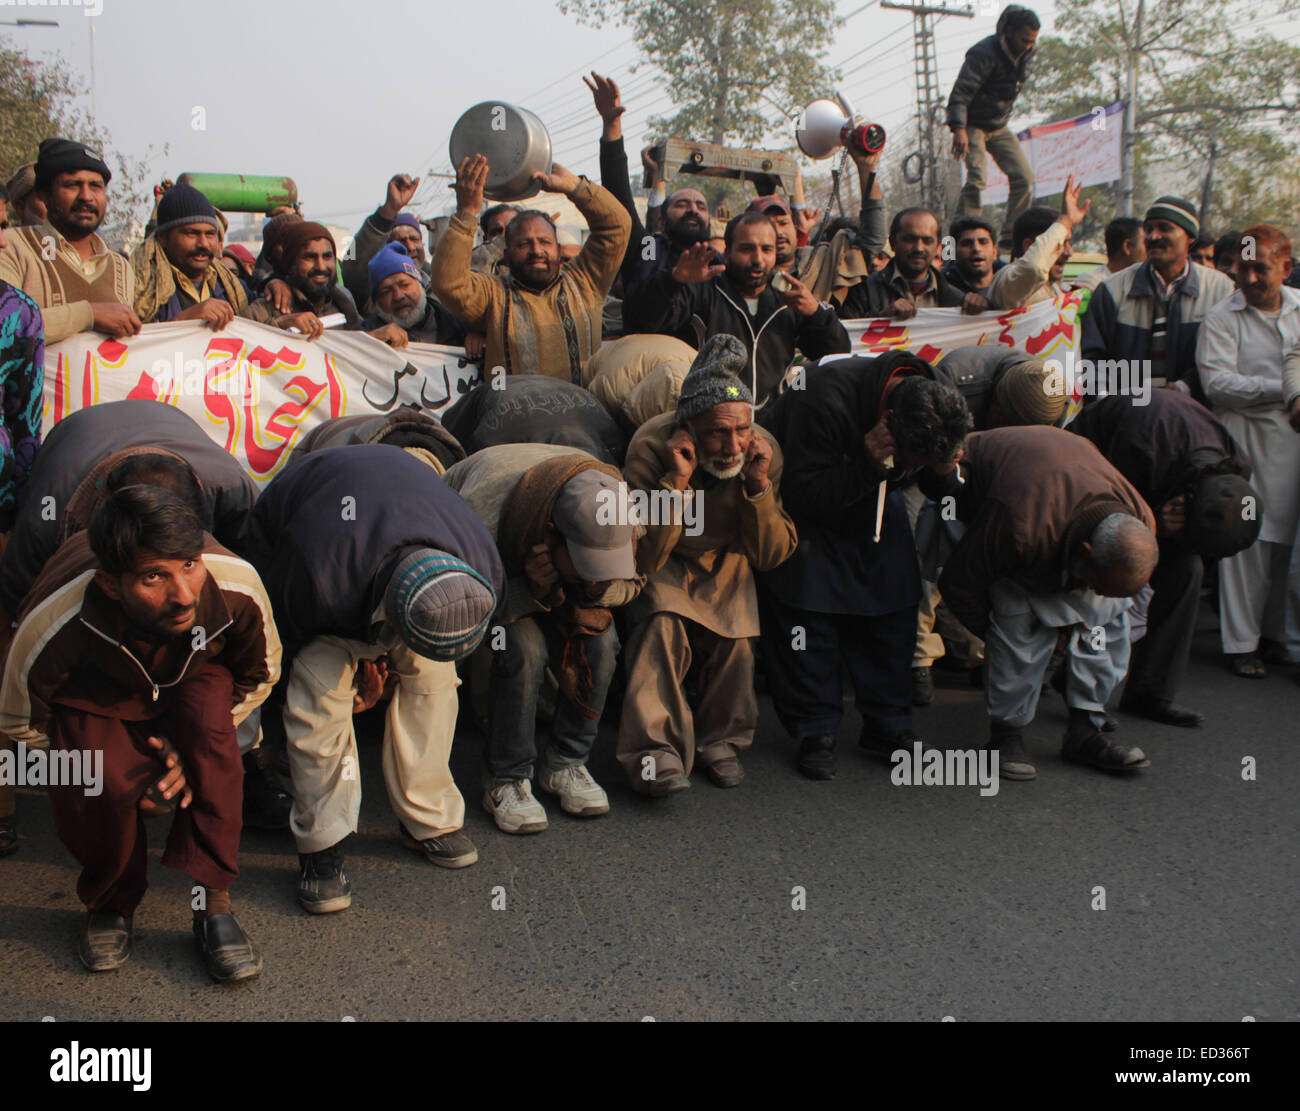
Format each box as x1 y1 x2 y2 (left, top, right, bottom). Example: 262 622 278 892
537 764 610 817
482 779 549 835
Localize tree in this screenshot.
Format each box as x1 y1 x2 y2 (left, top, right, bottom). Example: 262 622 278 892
556 0 841 146
1017 0 1300 231
1 35 166 250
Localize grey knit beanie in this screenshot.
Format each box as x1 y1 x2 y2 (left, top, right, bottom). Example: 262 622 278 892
675 334 753 423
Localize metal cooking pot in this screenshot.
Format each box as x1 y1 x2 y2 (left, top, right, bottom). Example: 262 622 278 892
448 101 553 202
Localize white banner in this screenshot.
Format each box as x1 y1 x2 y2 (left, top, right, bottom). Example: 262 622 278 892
42 319 481 485
842 290 1083 364
969 99 1124 204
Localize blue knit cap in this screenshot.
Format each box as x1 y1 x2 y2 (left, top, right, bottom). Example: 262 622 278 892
393 212 421 230
369 241 427 298
384 547 496 661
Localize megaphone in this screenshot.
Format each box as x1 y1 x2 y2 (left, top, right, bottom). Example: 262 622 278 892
796 94 886 160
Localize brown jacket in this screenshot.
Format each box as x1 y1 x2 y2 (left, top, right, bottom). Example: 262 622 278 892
938 426 1156 636
0 531 281 748
622 412 797 638
429 178 631 382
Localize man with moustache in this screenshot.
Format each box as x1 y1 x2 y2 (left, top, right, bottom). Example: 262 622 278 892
130 184 249 325
0 486 281 980
243 221 360 338
987 175 1090 309
359 242 467 347
587 72 719 296
941 216 1007 301
1083 195 1234 400
0 138 140 342
838 207 973 319
339 173 429 309
618 336 798 792
622 211 850 406
1198 224 1300 679
431 153 630 381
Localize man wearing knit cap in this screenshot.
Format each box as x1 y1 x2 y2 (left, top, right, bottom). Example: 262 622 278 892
1070 390 1259 720
131 183 250 325
247 445 505 913
618 335 798 792
339 173 428 309
902 345 1065 707
758 351 972 779
1083 194 1233 401
244 221 365 338
938 426 1159 781
359 242 467 347
443 444 642 832
0 138 140 342
3 165 45 227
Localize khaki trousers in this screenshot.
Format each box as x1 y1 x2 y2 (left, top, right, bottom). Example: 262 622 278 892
959 125 1035 244
284 634 463 854
617 612 757 789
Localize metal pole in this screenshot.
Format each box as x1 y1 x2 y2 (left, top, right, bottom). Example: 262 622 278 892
1119 0 1143 217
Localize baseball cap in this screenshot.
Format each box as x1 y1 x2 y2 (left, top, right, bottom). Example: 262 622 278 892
552 470 636 582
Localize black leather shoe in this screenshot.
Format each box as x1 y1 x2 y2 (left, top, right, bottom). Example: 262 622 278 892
859 727 917 762
797 734 837 780
911 666 934 706
988 727 1036 781
1062 727 1150 772
1119 693 1204 728
78 911 132 972
194 913 263 983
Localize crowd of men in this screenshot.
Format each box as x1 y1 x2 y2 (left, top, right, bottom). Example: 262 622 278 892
1 8 1298 986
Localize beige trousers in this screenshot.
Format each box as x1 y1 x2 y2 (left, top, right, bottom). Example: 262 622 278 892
284 633 463 854
617 612 757 789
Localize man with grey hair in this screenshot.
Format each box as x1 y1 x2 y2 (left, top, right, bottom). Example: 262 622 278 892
937 426 1158 780
618 335 798 792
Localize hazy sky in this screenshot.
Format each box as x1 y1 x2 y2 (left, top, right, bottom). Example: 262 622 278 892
6 0 1298 233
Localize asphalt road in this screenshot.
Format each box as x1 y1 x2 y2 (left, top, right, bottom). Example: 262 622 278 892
2 605 1296 1022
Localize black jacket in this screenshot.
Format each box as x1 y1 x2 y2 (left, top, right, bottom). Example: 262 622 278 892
0 400 257 615
758 351 955 614
623 270 850 407
1067 390 1251 512
246 444 504 650
935 344 1032 430
838 259 965 319
946 32 1035 132
440 375 627 465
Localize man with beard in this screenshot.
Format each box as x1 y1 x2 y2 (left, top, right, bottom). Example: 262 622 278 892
757 352 971 780
987 175 1090 309
622 211 850 406
941 216 1007 301
618 336 798 792
0 486 281 980
0 138 140 342
339 173 430 309
130 184 249 325
430 153 630 381
1083 195 1234 400
587 72 720 295
243 222 403 343
838 207 972 319
470 204 519 276
359 242 467 347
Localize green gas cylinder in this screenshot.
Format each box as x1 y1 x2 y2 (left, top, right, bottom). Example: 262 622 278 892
175 173 298 213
